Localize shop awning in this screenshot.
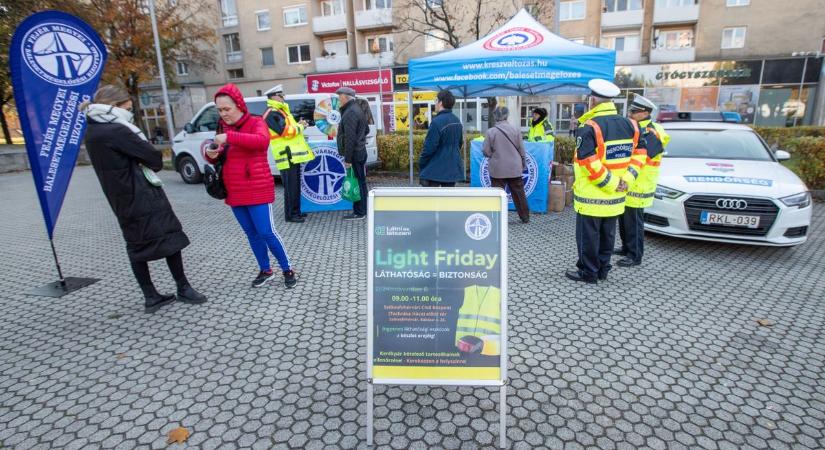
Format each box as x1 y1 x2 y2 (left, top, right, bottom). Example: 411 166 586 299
408 9 616 97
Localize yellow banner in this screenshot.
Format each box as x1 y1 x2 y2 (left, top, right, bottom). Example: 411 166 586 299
374 366 501 381
394 103 409 131
393 91 438 102
374 196 501 212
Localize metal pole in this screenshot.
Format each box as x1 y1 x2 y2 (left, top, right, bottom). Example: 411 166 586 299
366 382 374 446
377 56 384 135
499 384 507 449
408 84 414 185
148 0 176 143
549 0 561 133
49 239 66 287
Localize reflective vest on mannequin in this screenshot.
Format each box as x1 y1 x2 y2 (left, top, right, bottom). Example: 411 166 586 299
263 99 314 170
573 102 641 217
626 119 670 209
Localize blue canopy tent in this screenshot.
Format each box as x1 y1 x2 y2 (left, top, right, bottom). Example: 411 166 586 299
404 9 615 183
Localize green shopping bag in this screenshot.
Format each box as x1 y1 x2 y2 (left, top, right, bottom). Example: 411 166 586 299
341 167 361 202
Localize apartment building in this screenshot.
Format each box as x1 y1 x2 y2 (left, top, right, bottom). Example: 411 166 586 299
142 0 824 133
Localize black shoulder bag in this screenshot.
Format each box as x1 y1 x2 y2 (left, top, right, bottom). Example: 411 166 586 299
204 124 228 199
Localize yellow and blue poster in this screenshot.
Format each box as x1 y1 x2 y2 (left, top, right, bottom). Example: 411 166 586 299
368 189 508 385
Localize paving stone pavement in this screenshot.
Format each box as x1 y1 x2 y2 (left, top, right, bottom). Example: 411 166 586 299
1 167 824 450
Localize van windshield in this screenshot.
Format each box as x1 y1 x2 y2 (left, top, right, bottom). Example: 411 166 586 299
246 99 316 126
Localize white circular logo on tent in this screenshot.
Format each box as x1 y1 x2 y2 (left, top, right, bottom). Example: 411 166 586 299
22 22 102 86
483 27 543 51
480 153 539 202
465 214 492 240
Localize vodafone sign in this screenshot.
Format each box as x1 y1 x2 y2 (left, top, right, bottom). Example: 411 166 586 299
306 69 392 94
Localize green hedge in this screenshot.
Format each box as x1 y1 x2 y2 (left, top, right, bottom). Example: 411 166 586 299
752 126 825 150
785 137 825 190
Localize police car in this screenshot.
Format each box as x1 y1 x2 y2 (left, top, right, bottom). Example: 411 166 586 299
645 112 812 246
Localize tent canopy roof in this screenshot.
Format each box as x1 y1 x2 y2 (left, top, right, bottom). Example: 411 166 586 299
408 9 615 97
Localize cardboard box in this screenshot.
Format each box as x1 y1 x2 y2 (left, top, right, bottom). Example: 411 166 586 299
549 181 565 212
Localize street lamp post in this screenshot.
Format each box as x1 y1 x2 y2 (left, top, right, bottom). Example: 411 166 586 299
371 39 384 134
148 0 176 144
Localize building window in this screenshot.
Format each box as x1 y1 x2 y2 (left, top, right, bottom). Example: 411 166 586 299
175 61 189 76
721 27 746 49
560 1 585 21
322 0 345 15
223 33 242 63
261 47 275 66
601 34 640 51
283 5 308 27
287 44 311 64
654 29 694 49
323 40 348 56
367 0 392 9
656 0 695 6
570 37 585 45
255 10 271 31
603 0 643 12
367 36 394 53
220 0 238 27
227 68 244 79
726 0 749 6
424 30 446 53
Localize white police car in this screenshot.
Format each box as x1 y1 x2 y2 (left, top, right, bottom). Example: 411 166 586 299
645 114 812 246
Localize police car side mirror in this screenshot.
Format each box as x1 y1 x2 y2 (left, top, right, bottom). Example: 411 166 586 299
775 150 791 161
184 123 195 134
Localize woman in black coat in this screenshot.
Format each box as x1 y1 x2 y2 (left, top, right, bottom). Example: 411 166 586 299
82 85 206 313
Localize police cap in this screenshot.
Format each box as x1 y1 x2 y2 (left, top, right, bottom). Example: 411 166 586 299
587 79 621 99
264 84 284 97
629 94 656 113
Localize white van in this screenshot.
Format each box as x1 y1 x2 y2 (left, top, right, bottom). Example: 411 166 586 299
172 93 378 184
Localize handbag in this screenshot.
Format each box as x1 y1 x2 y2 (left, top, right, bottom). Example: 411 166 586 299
203 144 227 200
341 167 361 202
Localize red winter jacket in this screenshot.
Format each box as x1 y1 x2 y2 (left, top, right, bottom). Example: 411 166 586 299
206 83 274 207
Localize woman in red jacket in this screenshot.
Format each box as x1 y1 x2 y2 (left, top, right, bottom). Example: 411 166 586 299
205 84 297 288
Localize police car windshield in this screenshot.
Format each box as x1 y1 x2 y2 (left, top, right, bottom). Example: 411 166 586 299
664 129 773 161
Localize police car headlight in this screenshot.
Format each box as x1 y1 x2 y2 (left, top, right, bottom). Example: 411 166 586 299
654 185 684 200
780 192 811 208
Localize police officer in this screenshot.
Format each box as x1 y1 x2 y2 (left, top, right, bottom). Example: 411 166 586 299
263 85 315 223
615 94 670 267
566 79 641 283
527 107 555 142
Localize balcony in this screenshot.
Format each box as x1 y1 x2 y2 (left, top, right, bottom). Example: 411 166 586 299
650 46 695 63
221 14 238 28
615 50 641 65
601 9 644 29
312 14 348 35
653 4 699 24
357 51 394 68
355 8 393 30
315 54 351 72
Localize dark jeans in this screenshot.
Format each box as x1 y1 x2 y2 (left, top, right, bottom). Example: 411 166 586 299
420 179 456 187
130 251 187 295
351 159 368 216
281 164 302 220
491 177 529 223
575 213 618 280
619 206 645 263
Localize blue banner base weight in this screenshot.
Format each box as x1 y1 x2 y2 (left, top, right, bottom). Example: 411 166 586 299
28 277 99 298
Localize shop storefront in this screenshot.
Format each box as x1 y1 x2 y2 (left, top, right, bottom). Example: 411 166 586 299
306 68 393 132
614 56 822 126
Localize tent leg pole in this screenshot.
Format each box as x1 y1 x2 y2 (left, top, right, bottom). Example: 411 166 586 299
408 85 414 186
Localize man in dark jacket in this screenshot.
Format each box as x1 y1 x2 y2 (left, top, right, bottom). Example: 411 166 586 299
419 90 464 187
335 86 369 219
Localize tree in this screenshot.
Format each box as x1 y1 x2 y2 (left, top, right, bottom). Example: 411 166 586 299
0 0 52 144
59 0 217 133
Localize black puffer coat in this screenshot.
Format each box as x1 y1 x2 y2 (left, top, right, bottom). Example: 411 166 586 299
84 120 189 262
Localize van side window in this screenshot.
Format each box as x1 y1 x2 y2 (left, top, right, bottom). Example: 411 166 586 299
194 106 218 132
286 99 316 126
247 100 267 117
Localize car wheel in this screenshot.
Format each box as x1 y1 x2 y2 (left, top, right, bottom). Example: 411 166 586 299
177 155 202 184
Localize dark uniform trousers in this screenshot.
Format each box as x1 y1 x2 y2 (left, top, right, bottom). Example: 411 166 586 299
576 213 618 280
618 206 645 263
280 147 302 221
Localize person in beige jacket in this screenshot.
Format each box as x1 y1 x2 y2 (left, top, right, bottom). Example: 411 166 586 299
482 107 530 223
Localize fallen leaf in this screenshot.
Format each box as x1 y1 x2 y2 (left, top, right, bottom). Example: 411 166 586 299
756 319 773 327
115 353 126 360
107 313 122 320
167 427 189 444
